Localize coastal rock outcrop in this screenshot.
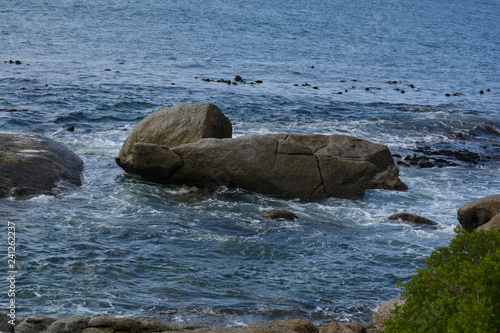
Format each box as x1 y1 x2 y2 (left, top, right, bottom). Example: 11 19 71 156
387 213 438 226
116 103 407 199
0 133 83 199
2 312 376 333
457 194 500 231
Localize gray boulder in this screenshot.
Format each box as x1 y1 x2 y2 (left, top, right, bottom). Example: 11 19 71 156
118 103 232 167
457 195 500 231
0 133 83 199
262 209 298 220
116 104 407 199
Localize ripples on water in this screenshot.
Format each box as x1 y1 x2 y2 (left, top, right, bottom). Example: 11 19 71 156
1 0 499 327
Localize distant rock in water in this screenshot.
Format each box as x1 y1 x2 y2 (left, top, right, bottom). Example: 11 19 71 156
262 209 298 220
116 103 407 199
387 213 438 226
0 133 83 199
457 195 500 231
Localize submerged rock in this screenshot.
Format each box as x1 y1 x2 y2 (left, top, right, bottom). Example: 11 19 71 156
116 104 407 199
457 195 500 231
0 133 83 199
262 209 298 220
387 213 438 226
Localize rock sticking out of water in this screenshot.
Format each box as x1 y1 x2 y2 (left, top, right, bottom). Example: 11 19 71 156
0 133 83 199
387 213 438 226
116 103 407 199
262 209 298 220
396 146 485 168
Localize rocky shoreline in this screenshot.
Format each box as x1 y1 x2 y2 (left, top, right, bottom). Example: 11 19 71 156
1 312 379 333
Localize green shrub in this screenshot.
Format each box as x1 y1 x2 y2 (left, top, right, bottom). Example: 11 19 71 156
384 227 500 333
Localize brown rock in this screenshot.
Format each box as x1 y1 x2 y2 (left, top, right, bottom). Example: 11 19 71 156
457 195 500 231
116 105 407 199
338 322 364 333
14 315 57 333
81 328 114 333
387 213 438 226
0 133 83 199
141 320 181 332
372 297 405 331
87 316 142 332
476 213 500 231
44 316 91 333
367 165 408 191
117 103 232 165
116 143 183 183
320 321 340 333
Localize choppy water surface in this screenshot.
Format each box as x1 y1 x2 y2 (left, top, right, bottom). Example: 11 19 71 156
1 0 499 327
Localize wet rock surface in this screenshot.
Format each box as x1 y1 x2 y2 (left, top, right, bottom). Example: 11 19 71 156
116 104 407 199
387 213 438 226
395 146 485 168
0 133 83 199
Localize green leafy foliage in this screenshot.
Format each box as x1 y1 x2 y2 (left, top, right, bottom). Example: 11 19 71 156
384 227 500 333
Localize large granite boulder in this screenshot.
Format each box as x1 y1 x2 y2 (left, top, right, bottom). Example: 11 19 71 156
116 104 407 199
118 103 232 167
0 133 83 199
457 195 500 231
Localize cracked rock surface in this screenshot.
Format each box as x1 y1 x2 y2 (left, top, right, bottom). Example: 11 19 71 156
116 103 407 199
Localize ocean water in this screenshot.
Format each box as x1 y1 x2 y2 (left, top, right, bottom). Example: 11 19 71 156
1 0 499 327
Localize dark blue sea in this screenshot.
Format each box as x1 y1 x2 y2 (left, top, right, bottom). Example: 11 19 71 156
1 0 499 327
